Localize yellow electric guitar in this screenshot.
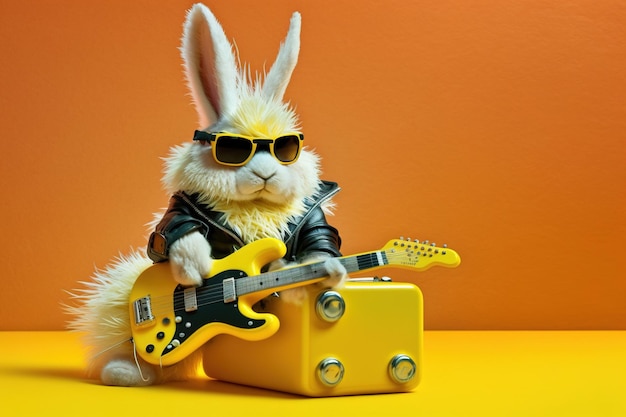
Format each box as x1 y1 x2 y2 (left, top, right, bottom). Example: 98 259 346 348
129 237 460 366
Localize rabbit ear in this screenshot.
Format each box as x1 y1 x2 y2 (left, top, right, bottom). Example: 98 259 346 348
262 12 301 101
181 4 239 128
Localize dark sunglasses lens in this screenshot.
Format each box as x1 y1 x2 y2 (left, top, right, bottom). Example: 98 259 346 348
274 135 301 162
215 136 253 164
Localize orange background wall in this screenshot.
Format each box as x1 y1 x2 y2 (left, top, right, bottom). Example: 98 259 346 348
1 0 624 330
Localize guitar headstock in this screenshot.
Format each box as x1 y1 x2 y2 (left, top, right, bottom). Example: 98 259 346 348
382 237 461 271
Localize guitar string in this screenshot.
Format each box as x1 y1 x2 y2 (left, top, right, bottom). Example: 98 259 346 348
143 256 327 311
143 249 424 314
143 249 426 316
140 263 312 312
141 250 421 316
146 240 436 304
144 252 384 311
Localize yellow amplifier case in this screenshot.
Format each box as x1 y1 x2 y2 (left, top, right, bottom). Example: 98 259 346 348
202 280 423 397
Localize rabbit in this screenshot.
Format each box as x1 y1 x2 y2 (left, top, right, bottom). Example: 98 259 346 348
66 3 346 387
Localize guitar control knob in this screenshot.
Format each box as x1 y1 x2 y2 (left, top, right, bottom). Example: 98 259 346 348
317 357 344 387
389 354 416 384
315 291 345 322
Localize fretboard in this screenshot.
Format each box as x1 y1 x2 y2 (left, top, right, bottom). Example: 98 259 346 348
235 251 389 296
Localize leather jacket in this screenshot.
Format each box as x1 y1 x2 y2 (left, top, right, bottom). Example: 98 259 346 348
147 180 342 264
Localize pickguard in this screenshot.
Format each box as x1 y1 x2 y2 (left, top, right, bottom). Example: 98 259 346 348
155 270 266 359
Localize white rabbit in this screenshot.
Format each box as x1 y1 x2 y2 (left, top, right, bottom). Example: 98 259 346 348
66 3 346 387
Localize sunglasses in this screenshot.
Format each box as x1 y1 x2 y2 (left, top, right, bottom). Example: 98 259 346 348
193 130 304 167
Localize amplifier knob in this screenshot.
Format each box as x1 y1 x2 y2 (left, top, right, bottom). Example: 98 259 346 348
315 291 345 322
317 357 344 387
389 354 416 384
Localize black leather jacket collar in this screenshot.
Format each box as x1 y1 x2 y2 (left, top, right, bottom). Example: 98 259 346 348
148 180 342 263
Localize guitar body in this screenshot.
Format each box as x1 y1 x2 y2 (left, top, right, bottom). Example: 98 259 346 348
129 238 286 366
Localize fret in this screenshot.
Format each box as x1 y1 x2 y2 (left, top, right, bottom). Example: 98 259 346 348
354 251 388 271
339 256 360 273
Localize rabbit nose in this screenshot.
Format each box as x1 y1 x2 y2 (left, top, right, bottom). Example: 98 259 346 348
249 153 278 180
253 168 276 181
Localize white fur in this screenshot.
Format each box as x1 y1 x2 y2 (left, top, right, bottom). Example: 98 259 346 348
181 4 239 128
169 231 212 286
262 12 301 101
65 250 201 385
181 4 301 130
66 3 344 386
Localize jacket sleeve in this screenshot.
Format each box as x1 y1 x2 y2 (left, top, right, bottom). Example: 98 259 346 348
147 193 207 263
291 206 342 262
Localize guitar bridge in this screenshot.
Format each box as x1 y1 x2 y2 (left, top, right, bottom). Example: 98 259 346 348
132 296 155 326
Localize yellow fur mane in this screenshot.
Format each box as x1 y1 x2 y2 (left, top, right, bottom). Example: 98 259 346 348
211 198 306 244
230 76 300 137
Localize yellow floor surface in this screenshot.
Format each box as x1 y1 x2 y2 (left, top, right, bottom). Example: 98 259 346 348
1 331 624 416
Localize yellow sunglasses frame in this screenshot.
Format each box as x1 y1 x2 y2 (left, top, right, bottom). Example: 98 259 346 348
193 130 304 167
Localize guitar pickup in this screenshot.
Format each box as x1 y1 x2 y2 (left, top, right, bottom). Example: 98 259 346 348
132 296 155 326
184 287 198 312
223 277 236 303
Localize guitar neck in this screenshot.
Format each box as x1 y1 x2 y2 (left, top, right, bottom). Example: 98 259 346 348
235 251 387 297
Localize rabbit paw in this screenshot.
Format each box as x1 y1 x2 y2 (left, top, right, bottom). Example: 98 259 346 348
169 232 212 287
321 257 347 289
278 257 347 305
